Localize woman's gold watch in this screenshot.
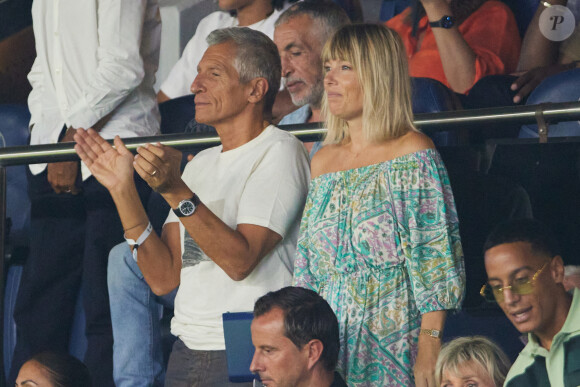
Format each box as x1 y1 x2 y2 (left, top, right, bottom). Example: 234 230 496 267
420 328 441 339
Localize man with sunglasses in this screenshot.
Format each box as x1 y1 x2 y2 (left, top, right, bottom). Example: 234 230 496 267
482 219 580 387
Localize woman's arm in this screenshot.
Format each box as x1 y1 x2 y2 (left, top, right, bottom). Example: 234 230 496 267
414 310 446 387
421 0 477 93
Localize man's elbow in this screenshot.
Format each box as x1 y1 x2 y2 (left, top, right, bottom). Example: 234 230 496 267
227 268 253 282
224 260 258 281
150 281 178 296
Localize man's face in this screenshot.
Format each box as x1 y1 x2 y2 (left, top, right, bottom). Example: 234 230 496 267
484 241 563 336
190 42 249 128
274 15 325 108
250 308 310 387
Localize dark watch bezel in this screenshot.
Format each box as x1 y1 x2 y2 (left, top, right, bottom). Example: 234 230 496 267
429 15 456 29
173 194 201 217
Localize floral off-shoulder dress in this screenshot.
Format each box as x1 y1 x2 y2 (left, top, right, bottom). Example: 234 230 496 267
294 148 465 386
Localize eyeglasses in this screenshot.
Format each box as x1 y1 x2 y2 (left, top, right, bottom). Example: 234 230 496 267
480 261 549 303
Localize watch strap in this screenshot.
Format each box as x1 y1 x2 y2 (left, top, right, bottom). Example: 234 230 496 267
429 15 456 29
173 194 201 217
124 222 153 262
420 328 441 338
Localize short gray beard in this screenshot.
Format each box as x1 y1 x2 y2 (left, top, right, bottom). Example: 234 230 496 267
288 79 324 109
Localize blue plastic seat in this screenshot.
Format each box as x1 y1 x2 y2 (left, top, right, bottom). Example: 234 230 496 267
411 77 459 146
519 68 580 138
379 0 409 22
222 312 256 383
0 104 31 254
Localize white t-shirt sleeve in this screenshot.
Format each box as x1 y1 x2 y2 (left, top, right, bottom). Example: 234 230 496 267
236 137 310 238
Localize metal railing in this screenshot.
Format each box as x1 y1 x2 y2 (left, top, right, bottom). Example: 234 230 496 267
0 100 579 385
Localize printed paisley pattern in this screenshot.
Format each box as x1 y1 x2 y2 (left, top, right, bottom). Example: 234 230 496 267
294 148 465 386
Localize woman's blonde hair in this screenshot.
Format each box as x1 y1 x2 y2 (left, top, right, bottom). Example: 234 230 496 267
435 336 511 387
321 23 416 145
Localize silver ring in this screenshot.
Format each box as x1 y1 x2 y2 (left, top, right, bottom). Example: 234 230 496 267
151 170 157 176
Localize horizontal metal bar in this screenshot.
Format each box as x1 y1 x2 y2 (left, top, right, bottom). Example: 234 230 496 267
1 101 580 166
414 101 580 128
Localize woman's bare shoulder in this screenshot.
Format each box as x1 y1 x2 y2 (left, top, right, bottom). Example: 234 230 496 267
310 143 342 179
396 130 435 154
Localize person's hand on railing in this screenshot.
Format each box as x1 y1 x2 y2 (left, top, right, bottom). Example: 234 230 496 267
74 128 135 193
133 142 183 194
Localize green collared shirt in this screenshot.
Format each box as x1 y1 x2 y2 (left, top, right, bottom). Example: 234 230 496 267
505 288 580 387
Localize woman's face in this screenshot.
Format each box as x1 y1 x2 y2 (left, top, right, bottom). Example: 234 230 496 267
323 58 364 123
15 360 55 387
440 361 497 387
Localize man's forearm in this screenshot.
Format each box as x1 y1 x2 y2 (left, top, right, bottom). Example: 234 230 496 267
109 181 180 294
161 184 281 282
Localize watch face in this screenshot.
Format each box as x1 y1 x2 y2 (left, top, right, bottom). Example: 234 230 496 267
442 16 455 28
180 200 195 216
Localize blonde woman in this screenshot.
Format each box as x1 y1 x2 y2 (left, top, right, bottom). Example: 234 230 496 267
294 24 465 387
436 336 511 387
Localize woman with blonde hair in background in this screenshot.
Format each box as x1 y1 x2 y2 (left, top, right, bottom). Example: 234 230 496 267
294 23 465 387
436 336 511 387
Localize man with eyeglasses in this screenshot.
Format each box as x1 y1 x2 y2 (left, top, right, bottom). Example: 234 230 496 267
482 219 580 387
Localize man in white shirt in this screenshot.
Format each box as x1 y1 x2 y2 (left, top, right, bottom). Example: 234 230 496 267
157 0 295 103
75 27 310 386
9 1 161 386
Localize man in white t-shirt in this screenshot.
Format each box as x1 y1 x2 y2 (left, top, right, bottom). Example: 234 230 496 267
75 27 310 386
157 0 295 103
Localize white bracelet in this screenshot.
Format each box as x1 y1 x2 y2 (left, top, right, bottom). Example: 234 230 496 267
124 222 153 262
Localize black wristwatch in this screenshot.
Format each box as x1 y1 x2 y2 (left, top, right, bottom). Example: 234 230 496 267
173 194 201 217
429 15 456 29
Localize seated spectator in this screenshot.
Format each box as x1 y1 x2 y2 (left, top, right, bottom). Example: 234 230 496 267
435 336 511 387
251 286 347 386
16 352 92 387
510 0 579 104
482 219 580 387
75 27 310 386
157 0 298 122
274 1 350 152
385 0 520 94
157 0 295 103
466 0 580 109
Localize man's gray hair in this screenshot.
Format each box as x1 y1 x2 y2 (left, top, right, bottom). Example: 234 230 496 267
206 27 281 114
275 1 351 45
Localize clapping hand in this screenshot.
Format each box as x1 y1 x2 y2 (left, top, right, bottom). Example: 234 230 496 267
133 142 183 194
74 128 135 192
